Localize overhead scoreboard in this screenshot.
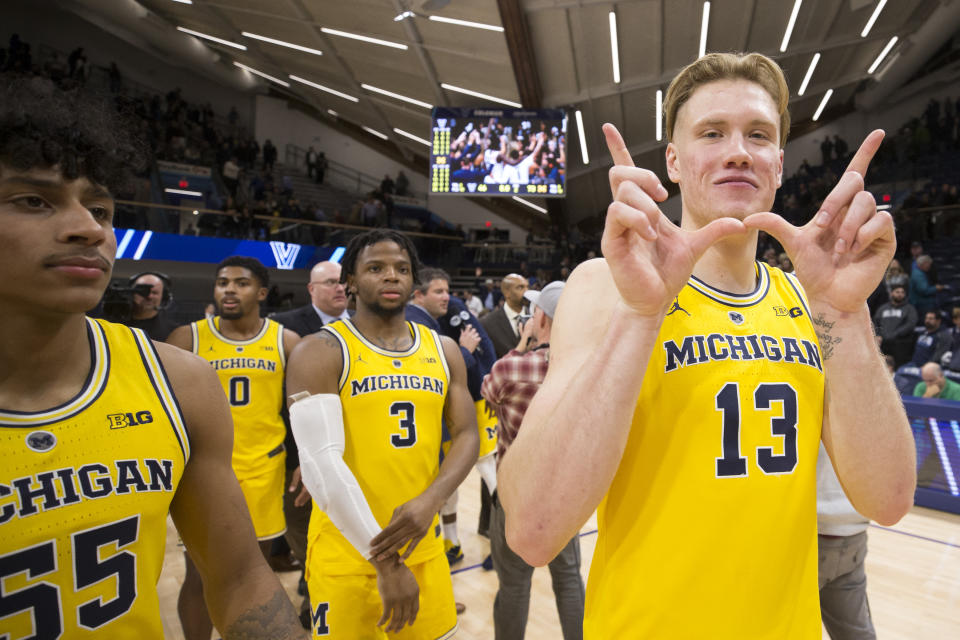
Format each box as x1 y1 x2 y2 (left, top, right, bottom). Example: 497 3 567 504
430 106 567 197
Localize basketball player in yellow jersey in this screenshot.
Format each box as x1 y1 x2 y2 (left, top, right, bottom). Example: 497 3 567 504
499 52 916 638
168 255 300 639
0 74 304 638
285 229 479 638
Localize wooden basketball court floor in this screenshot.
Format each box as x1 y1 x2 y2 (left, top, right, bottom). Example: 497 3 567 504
158 467 960 638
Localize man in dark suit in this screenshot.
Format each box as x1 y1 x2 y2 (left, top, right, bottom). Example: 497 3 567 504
481 273 530 358
271 261 349 336
268 259 349 627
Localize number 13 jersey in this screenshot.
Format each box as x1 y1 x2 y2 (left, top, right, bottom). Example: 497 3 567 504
585 263 826 639
307 320 449 575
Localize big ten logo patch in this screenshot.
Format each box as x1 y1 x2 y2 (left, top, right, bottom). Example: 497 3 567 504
106 411 154 429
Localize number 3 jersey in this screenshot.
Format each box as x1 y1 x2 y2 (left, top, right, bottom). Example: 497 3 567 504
585 263 826 639
0 318 189 638
190 316 286 477
307 320 448 575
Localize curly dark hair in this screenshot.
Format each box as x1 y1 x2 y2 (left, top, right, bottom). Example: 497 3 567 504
216 256 269 288
340 229 421 285
0 73 146 194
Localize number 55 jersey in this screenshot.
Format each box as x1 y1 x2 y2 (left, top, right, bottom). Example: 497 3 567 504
0 318 189 638
585 263 826 639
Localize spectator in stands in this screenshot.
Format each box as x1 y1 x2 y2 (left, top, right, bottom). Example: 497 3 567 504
778 252 794 274
463 289 484 317
874 284 918 367
884 259 909 295
263 139 277 172
832 134 849 160
380 173 395 196
361 194 382 227
395 170 409 196
305 146 317 181
820 135 833 165
315 151 328 184
909 255 943 316
944 307 960 372
913 363 960 401
222 156 240 197
909 310 952 368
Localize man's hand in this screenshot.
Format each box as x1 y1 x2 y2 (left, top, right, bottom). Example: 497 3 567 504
369 493 439 562
459 325 481 353
373 556 419 633
516 314 537 352
923 383 942 398
289 466 311 507
600 123 747 317
743 130 893 313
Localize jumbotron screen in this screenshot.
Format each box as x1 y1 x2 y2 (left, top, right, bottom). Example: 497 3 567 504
430 107 567 197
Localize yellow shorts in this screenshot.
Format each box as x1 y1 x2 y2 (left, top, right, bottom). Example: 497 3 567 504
236 459 286 540
475 398 498 458
307 553 458 639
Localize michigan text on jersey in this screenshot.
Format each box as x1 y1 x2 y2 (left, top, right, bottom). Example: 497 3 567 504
209 357 278 372
0 459 175 522
663 333 822 373
350 374 445 397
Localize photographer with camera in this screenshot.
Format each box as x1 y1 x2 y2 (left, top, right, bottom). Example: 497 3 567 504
126 271 177 341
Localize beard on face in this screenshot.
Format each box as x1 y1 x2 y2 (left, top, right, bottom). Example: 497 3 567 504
219 305 244 319
365 298 406 320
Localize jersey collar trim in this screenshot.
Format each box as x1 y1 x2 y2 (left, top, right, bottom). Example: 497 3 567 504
686 261 771 308
340 319 422 358
207 315 270 345
0 317 111 427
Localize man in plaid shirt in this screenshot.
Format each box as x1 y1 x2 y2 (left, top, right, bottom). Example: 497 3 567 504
481 281 585 640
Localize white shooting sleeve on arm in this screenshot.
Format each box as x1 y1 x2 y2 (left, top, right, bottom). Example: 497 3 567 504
289 393 381 559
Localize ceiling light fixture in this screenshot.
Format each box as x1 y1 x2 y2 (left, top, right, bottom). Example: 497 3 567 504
440 83 521 108
362 126 389 140
575 110 589 165
609 12 621 84
394 11 416 21
512 196 548 214
171 0 193 4
428 16 503 32
699 2 710 58
360 84 432 109
328 109 339 117
797 52 820 96
867 36 898 74
234 62 290 87
177 27 246 50
289 75 359 102
320 27 408 50
241 32 323 56
164 188 203 197
780 0 803 52
861 0 887 38
393 128 431 146
655 90 663 141
812 89 833 121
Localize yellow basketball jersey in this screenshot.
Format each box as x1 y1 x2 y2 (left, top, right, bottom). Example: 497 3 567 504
585 263 825 639
307 320 448 575
475 398 498 458
0 318 189 639
192 316 286 476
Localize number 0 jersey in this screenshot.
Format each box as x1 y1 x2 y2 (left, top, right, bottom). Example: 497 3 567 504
585 263 826 639
307 320 449 575
0 318 189 639
191 316 286 477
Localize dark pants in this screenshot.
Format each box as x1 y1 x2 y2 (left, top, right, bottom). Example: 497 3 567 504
489 494 584 640
818 531 876 640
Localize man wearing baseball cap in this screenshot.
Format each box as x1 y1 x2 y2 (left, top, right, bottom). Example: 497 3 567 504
481 281 585 640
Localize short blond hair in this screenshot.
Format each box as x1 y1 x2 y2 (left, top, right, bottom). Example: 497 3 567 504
664 52 791 148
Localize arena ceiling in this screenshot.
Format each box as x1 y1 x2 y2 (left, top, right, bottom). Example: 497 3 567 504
67 0 960 229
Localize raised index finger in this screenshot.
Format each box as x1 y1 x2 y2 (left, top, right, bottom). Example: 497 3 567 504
844 129 885 178
603 123 635 167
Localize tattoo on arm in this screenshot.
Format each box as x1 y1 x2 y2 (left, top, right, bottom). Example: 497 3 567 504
317 330 341 350
813 313 842 361
224 590 304 639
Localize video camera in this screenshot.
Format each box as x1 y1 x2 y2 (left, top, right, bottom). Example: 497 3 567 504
97 281 154 323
